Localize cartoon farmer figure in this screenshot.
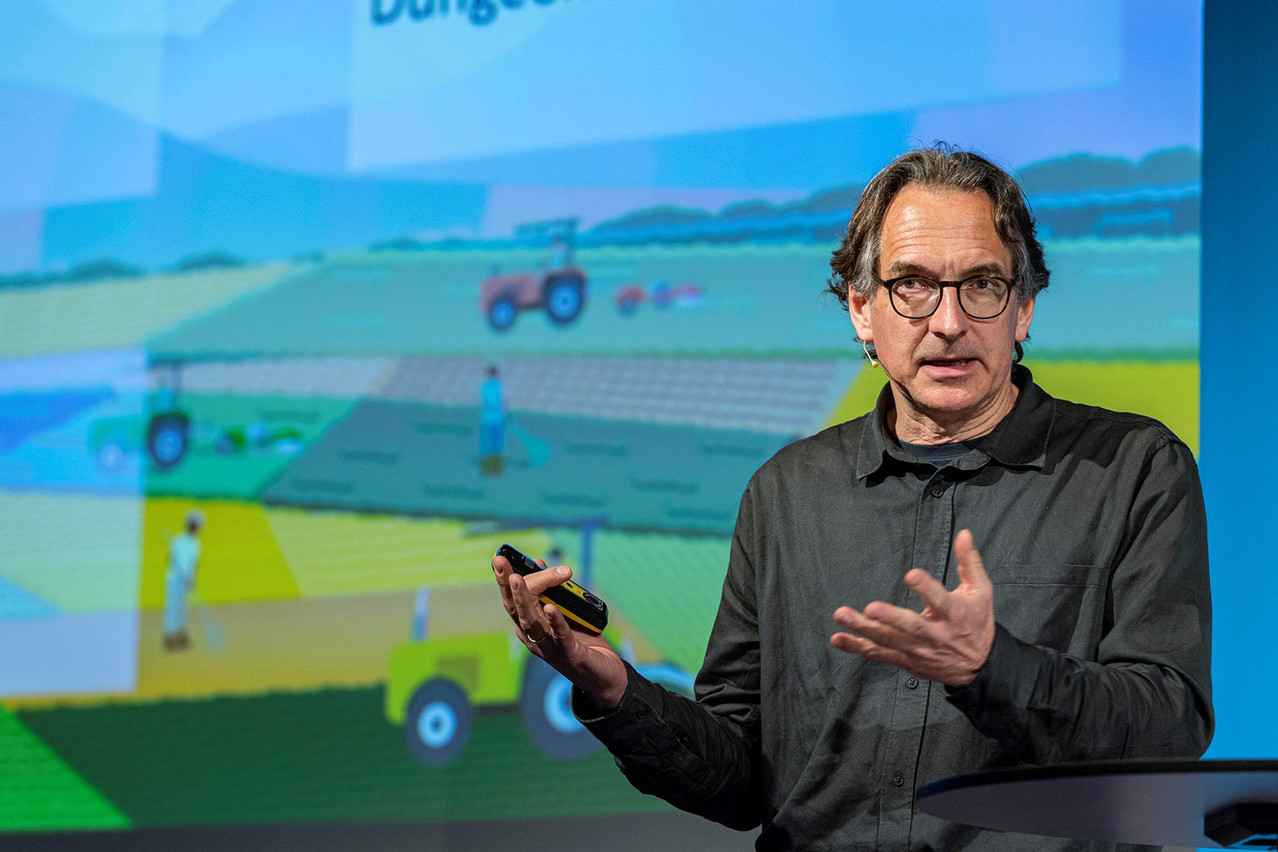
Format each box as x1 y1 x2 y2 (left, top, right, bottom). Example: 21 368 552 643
163 510 204 650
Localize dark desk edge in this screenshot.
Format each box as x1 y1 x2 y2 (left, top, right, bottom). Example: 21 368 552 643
917 758 1278 800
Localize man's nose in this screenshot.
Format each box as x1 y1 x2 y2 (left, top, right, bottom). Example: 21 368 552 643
928 287 968 335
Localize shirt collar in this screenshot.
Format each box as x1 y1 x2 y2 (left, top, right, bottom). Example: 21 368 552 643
853 363 1052 480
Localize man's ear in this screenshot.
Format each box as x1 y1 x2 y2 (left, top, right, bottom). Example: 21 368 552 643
1014 294 1035 342
849 288 874 343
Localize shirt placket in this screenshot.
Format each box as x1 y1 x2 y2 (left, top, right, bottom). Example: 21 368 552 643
877 465 957 850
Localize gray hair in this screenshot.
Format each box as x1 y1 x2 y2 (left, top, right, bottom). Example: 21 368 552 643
827 145 1050 310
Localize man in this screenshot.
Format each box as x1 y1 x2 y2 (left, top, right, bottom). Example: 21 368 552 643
492 146 1212 850
163 510 203 651
479 363 506 476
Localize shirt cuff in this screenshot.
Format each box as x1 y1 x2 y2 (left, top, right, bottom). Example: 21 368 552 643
572 660 662 732
572 660 701 774
944 622 1042 728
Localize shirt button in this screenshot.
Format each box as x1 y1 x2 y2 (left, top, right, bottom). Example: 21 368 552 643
891 773 906 787
931 485 945 497
906 676 919 689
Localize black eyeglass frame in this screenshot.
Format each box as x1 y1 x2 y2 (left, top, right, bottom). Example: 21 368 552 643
874 274 1017 320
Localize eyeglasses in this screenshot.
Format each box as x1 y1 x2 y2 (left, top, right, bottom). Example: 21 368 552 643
875 274 1015 320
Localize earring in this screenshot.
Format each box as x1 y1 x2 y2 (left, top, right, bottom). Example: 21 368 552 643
862 341 879 368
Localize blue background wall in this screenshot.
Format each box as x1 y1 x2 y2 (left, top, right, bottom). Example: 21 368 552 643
1201 0 1278 761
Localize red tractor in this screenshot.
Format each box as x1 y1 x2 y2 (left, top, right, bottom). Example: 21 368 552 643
480 219 586 331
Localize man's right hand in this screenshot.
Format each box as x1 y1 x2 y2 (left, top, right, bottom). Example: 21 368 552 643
492 551 629 711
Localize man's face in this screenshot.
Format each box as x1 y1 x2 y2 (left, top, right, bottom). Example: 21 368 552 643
848 184 1035 441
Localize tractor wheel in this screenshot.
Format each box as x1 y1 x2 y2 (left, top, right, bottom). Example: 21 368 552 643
543 273 585 326
520 657 599 760
146 413 191 472
404 679 472 765
487 295 518 331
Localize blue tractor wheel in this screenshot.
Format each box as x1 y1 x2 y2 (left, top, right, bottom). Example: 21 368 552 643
146 413 191 471
404 678 472 765
520 657 599 760
488 295 519 331
543 273 585 326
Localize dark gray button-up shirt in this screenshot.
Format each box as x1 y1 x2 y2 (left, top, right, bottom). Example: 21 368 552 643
579 366 1213 851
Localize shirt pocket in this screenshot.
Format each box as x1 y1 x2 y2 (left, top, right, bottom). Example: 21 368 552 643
988 562 1108 657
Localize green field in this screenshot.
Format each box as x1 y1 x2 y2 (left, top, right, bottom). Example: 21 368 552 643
15 688 669 828
0 266 290 359
0 707 128 831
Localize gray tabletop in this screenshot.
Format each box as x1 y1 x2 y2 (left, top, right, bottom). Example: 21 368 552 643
916 759 1278 848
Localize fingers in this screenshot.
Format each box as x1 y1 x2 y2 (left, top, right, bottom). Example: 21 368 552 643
830 530 997 685
902 530 988 611
834 603 921 649
830 630 903 666
494 550 572 593
904 567 949 616
493 551 594 656
506 572 554 652
509 560 572 597
954 529 992 592
830 629 873 657
542 600 573 644
492 554 517 619
830 610 912 669
493 556 546 636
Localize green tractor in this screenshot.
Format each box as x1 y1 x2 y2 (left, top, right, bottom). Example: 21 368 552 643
386 631 602 763
385 606 692 765
87 362 193 474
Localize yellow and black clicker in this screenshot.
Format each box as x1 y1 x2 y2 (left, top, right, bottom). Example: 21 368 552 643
498 543 608 635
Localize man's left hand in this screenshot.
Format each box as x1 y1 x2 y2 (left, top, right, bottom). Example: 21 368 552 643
830 528 995 687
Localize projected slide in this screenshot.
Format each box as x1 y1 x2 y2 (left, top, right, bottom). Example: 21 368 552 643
0 0 1202 832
